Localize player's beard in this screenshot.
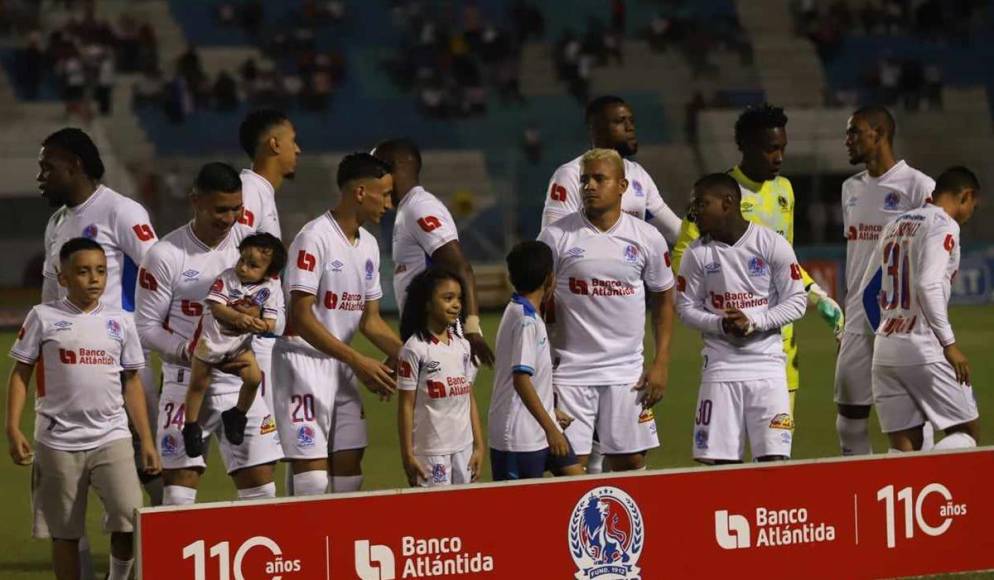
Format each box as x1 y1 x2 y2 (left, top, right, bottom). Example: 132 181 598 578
283 171 296 180
41 188 69 208
616 141 638 157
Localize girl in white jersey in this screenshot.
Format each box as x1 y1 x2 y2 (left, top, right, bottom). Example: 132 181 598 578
397 268 483 487
183 233 286 456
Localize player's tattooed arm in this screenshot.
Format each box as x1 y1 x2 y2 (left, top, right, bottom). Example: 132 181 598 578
5 362 34 466
431 241 495 367
637 288 674 408
290 291 396 395
359 299 403 360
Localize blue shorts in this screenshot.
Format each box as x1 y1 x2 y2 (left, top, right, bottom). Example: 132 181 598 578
490 446 579 481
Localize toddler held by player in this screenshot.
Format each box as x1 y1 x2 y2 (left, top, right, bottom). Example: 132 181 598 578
397 268 483 487
183 233 286 457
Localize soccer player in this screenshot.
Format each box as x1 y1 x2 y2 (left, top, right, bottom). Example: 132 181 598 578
538 148 675 473
541 95 682 245
7 238 160 580
489 241 582 480
237 109 300 413
372 138 494 366
274 152 402 495
183 233 286 455
135 162 283 505
871 167 981 452
397 268 483 487
677 174 807 463
671 103 843 417
835 105 934 455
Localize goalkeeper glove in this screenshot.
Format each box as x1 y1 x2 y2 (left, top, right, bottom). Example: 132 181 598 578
807 282 844 338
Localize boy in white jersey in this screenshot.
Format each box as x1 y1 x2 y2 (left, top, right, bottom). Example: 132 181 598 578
237 109 300 416
183 233 286 455
835 106 934 455
541 95 682 244
538 148 676 473
7 238 160 580
136 163 283 506
37 129 162 512
489 241 582 480
871 167 981 451
397 268 483 487
372 138 494 366
677 174 807 462
274 152 403 496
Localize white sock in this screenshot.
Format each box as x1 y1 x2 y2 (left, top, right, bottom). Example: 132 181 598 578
331 475 363 493
920 422 935 450
836 415 872 455
79 535 94 580
586 441 605 474
108 555 134 580
163 485 198 506
237 482 276 500
292 471 328 496
934 432 976 450
887 448 904 454
144 476 164 506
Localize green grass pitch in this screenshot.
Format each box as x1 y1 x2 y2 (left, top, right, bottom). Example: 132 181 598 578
1 307 993 577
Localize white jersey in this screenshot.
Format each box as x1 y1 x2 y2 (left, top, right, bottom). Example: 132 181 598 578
398 331 477 455
10 299 144 451
194 268 282 360
392 186 459 314
538 211 675 386
488 295 557 452
871 205 960 366
135 222 254 393
42 185 157 311
238 169 281 238
542 155 682 244
841 160 933 335
281 212 383 356
676 223 807 381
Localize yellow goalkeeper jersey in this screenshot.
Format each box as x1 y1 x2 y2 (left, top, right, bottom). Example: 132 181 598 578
671 165 814 288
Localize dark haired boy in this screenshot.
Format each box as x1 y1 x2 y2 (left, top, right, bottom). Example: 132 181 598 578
488 241 582 480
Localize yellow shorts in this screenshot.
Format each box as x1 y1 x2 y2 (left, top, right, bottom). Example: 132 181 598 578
782 323 799 392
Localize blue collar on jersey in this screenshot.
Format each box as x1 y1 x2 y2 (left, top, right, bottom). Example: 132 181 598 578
511 293 537 316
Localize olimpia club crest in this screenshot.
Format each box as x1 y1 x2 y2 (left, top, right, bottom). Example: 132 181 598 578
569 486 644 580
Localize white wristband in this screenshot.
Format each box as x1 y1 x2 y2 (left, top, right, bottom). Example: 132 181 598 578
464 315 483 336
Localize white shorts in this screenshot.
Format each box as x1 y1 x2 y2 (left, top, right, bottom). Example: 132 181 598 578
692 377 793 462
873 362 980 433
415 444 473 487
193 333 253 365
253 335 276 415
555 384 659 455
272 346 368 460
156 370 283 474
834 332 875 406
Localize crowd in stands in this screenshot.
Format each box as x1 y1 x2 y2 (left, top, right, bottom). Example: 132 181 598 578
793 0 987 110
644 1 752 77
383 0 534 119
137 1 348 124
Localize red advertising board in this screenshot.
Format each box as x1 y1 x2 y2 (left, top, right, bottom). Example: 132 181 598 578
138 448 994 579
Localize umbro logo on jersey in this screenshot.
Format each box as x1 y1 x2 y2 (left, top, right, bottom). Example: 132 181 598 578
705 262 721 274
182 269 200 280
54 320 73 331
425 361 441 374
565 247 585 258
331 260 344 272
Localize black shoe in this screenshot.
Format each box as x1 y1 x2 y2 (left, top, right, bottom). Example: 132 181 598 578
182 422 204 457
221 407 248 445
